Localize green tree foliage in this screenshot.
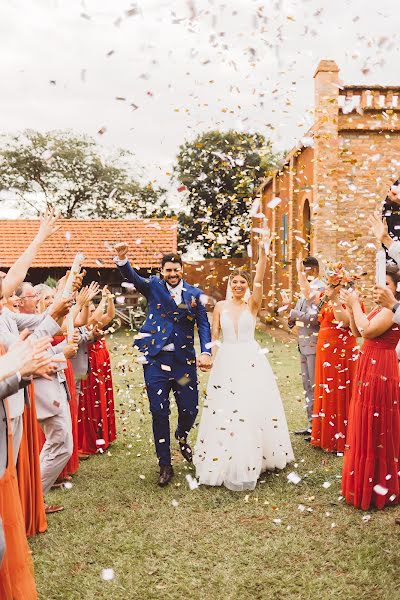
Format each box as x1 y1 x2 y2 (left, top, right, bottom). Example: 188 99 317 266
175 130 280 257
0 130 168 219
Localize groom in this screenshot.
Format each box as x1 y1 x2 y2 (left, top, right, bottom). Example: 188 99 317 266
113 243 212 486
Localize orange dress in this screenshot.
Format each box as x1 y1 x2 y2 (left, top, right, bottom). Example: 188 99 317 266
342 309 400 510
16 383 47 537
311 303 360 453
0 399 38 599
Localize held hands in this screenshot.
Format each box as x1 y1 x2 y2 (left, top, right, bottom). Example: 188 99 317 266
373 285 397 310
197 353 213 372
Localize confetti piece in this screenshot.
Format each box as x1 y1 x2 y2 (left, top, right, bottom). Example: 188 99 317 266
267 197 281 209
101 569 115 581
373 484 388 496
185 474 199 490
287 472 301 485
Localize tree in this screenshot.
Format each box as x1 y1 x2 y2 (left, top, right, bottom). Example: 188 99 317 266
174 130 280 257
0 130 169 219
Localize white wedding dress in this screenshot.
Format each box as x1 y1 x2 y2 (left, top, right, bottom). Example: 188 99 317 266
194 307 294 491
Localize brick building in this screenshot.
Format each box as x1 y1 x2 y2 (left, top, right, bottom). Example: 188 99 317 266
254 59 400 317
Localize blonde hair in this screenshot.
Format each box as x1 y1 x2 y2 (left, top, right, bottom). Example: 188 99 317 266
229 268 252 287
34 284 54 314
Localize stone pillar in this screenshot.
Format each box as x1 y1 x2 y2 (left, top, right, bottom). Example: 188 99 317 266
312 59 339 261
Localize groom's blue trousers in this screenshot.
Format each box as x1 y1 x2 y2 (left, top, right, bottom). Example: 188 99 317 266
143 352 199 466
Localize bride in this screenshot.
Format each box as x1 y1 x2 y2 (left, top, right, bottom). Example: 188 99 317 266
193 230 294 491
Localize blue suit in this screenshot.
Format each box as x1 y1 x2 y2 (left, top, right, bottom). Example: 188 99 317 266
118 261 212 466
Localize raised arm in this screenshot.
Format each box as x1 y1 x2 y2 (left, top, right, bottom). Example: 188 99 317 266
112 242 151 297
98 287 116 328
248 230 271 314
2 209 61 299
296 255 312 300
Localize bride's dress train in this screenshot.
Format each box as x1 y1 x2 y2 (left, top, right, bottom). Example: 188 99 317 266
194 308 294 491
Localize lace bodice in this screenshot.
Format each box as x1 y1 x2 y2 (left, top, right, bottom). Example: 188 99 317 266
220 307 256 343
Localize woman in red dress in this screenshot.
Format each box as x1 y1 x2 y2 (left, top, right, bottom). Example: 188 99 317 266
311 264 360 453
79 287 117 454
341 265 400 510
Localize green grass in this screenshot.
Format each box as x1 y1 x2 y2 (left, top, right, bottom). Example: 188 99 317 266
30 326 400 600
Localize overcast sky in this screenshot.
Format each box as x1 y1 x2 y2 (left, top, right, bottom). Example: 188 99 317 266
1 0 400 190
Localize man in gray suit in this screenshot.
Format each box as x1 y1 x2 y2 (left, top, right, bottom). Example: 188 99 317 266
288 257 325 437
17 287 78 508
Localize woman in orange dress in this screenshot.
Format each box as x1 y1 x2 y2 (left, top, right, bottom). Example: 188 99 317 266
311 264 360 453
341 266 400 510
0 391 37 598
16 382 47 537
79 287 117 454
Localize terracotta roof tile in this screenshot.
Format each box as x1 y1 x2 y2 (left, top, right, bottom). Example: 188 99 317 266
0 218 178 269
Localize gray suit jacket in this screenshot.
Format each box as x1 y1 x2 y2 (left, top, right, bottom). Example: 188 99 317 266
70 327 93 380
288 297 320 355
0 309 62 419
34 338 68 421
0 375 25 477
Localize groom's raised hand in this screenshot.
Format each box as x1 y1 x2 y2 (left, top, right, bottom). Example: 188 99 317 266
113 242 129 260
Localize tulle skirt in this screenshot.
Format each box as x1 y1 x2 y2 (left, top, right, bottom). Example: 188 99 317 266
194 340 294 491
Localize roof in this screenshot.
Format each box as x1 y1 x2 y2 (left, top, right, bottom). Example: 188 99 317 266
0 218 178 269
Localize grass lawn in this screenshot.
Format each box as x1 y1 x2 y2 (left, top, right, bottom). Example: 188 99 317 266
31 326 400 600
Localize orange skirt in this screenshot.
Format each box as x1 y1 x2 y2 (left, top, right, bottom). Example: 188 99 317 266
16 383 47 537
0 399 38 599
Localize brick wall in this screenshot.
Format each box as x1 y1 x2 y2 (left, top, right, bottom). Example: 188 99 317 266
254 60 400 316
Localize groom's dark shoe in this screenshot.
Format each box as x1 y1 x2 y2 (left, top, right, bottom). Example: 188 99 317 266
175 433 193 463
158 465 174 487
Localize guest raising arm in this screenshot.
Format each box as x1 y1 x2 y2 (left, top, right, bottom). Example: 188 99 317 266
2 209 60 299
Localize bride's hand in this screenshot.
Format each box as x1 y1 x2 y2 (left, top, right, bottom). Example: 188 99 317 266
197 353 212 372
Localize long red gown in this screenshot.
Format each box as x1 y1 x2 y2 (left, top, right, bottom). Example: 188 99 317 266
78 338 116 454
0 399 38 599
311 303 360 453
16 383 47 537
37 337 79 478
342 308 400 510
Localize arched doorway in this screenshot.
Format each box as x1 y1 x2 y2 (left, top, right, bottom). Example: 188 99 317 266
302 199 311 253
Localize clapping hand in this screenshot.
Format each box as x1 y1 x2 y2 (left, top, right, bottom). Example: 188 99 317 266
373 285 397 310
339 287 359 309
367 213 389 243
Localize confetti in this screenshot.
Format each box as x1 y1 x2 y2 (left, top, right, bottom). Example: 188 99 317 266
100 569 115 581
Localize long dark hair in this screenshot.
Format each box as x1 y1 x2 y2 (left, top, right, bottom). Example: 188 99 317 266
386 264 400 300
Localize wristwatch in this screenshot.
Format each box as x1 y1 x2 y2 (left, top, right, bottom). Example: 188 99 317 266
392 302 400 314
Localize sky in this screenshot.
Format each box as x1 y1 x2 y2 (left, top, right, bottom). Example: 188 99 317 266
1 0 400 193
